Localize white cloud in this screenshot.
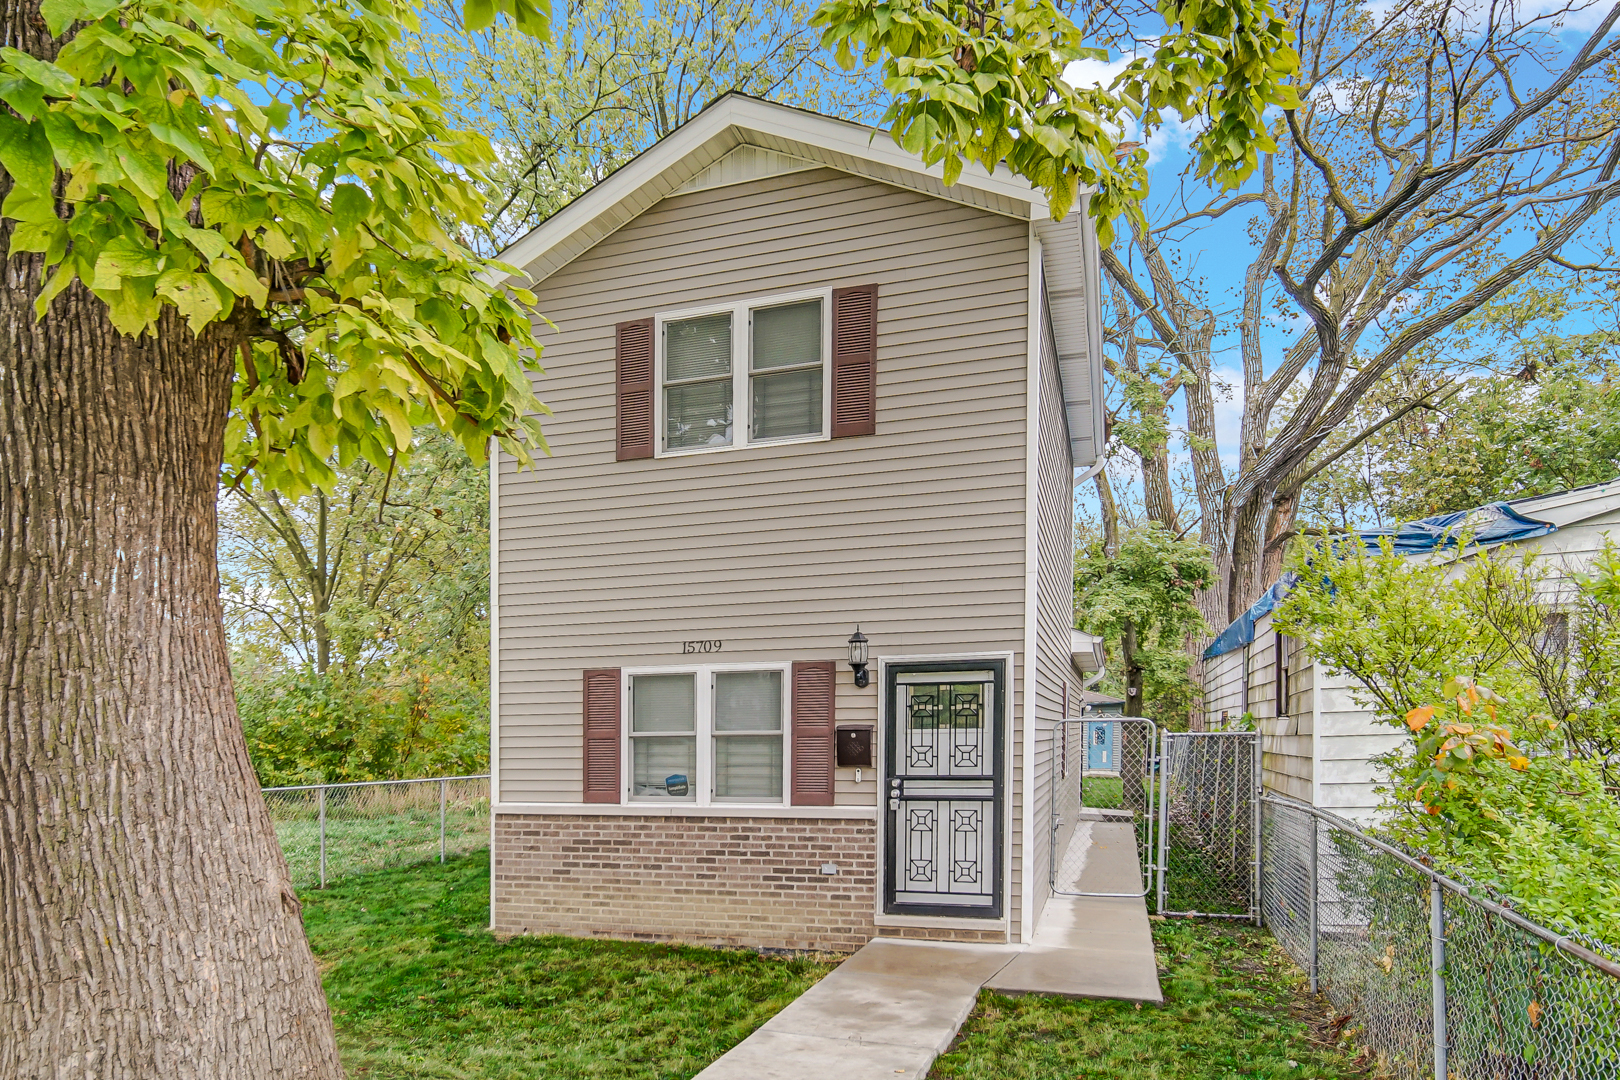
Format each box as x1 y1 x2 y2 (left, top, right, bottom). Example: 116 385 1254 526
1060 54 1200 168
1061 55 1133 90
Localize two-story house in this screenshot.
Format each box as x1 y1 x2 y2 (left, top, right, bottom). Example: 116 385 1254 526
487 94 1106 952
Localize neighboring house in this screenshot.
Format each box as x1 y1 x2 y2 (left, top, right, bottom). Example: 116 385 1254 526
1201 481 1620 822
1078 690 1125 717
486 95 1107 952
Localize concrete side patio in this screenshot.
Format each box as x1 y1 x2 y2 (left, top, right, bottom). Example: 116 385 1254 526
695 821 1162 1080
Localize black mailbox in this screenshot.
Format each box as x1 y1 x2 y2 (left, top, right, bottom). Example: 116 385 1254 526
836 726 873 768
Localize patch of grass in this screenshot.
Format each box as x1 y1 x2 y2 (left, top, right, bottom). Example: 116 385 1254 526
274 807 489 889
927 920 1371 1080
302 849 834 1079
1080 775 1125 808
267 781 490 888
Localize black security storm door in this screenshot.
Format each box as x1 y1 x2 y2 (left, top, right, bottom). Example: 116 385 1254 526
883 661 1004 918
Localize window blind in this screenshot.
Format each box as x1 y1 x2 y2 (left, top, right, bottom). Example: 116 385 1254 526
714 671 783 799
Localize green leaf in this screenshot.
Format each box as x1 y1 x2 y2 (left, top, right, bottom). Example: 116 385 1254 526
148 123 215 172
0 112 54 195
156 268 227 330
330 183 372 234
91 238 163 289
0 48 77 98
209 256 269 308
39 0 125 35
116 145 170 200
462 0 496 32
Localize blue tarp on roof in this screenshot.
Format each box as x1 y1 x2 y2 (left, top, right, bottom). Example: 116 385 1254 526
1200 502 1557 660
1352 501 1555 556
1202 576 1294 661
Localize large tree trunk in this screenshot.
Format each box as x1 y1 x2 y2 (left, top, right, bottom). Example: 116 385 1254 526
0 15 345 1073
0 271 346 1079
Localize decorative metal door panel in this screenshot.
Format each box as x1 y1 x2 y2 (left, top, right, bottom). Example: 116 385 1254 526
884 662 1003 917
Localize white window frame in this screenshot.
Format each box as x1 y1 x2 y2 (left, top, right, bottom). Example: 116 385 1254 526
653 288 833 457
622 662 794 806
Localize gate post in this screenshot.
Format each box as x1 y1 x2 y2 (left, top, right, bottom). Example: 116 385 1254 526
1249 731 1262 924
318 784 327 889
1308 813 1319 992
1154 728 1170 913
1431 878 1448 1080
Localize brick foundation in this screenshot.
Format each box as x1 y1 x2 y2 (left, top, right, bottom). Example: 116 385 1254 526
494 813 884 952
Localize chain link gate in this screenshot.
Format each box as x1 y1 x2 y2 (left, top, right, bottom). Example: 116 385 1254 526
1050 717 1159 897
1155 731 1260 920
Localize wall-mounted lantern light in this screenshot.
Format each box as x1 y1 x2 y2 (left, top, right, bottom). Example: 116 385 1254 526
848 627 870 688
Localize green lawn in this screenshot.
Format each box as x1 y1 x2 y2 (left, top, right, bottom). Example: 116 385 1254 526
930 920 1369 1080
304 854 1368 1080
1080 774 1125 808
302 850 833 1078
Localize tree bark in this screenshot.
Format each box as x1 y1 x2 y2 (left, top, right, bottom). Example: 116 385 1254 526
1119 620 1149 815
0 268 346 1080
0 12 345 1076
1094 469 1119 555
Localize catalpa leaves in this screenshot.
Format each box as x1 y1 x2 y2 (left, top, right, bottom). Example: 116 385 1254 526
809 0 1300 243
0 0 551 495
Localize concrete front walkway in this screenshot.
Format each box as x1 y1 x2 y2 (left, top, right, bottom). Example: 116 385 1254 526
988 820 1163 1002
695 822 1162 1080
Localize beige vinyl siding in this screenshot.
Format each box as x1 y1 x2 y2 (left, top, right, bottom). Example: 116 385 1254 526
1029 296 1076 930
497 168 1029 871
1201 646 1247 728
1248 615 1312 802
1201 615 1311 799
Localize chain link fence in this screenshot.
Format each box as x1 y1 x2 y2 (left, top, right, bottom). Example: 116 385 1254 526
1155 731 1260 919
1261 794 1620 1079
261 774 491 889
1050 717 1158 897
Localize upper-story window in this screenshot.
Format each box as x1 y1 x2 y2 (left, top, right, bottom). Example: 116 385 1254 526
658 290 830 455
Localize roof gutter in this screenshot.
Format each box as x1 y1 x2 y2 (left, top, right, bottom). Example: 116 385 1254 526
1073 458 1106 489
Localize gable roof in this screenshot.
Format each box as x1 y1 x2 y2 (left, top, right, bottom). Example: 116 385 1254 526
492 93 1105 467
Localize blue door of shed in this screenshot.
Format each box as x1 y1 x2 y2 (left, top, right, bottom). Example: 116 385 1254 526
1085 721 1115 771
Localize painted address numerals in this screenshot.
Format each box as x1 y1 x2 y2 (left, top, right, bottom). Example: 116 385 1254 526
681 640 723 654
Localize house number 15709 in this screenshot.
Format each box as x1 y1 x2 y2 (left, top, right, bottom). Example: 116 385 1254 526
682 640 723 654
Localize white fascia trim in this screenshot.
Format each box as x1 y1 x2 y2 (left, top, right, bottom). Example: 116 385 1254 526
487 104 735 284
1078 197 1107 465
487 439 500 929
1020 229 1043 944
490 95 1051 285
493 802 877 820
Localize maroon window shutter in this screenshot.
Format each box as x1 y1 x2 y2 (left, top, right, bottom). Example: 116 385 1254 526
616 318 655 460
582 668 622 803
830 285 877 438
790 661 836 806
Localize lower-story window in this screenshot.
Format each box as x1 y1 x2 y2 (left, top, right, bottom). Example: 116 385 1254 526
628 666 788 805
